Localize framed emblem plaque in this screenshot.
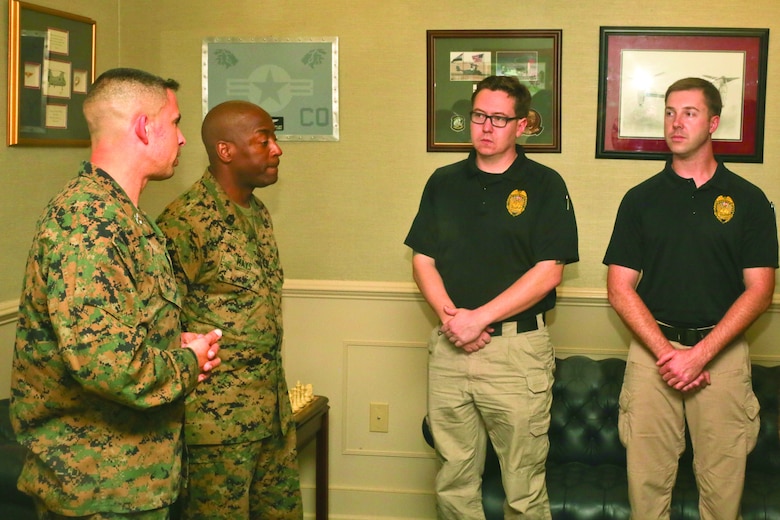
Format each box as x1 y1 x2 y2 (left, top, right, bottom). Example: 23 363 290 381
203 36 339 142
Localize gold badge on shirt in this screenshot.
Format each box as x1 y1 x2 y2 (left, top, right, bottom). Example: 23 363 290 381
713 195 735 223
506 189 527 217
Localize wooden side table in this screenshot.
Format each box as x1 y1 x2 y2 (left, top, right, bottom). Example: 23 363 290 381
294 395 329 519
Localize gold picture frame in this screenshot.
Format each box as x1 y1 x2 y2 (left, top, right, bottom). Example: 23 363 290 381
7 0 95 146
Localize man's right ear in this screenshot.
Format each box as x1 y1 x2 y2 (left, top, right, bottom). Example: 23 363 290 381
134 115 150 144
215 141 233 163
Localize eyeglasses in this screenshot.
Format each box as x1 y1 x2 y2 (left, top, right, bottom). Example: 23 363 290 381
470 111 520 128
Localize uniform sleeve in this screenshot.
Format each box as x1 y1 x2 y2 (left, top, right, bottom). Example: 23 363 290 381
157 207 205 295
48 225 199 410
533 174 578 264
742 190 779 268
603 190 644 270
404 176 439 258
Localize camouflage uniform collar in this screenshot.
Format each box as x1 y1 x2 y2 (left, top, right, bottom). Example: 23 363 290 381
79 161 157 232
200 168 260 237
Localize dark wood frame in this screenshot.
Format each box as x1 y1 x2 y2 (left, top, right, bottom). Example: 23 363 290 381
295 395 329 520
595 26 769 163
427 29 562 153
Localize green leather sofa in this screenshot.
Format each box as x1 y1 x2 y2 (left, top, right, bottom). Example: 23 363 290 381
0 398 35 519
3 355 779 518
424 355 780 519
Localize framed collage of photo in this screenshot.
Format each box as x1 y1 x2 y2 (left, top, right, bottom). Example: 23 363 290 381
596 26 769 162
427 29 562 153
7 0 95 146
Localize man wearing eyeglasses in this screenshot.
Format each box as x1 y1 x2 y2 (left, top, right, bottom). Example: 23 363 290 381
405 75 578 519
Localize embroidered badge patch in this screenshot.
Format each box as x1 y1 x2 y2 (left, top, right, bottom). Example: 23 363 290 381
506 189 527 217
713 195 735 223
450 113 466 133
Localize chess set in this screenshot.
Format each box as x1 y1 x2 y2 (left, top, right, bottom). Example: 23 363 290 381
289 381 314 413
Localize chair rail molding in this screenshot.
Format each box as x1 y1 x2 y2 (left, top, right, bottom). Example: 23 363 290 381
0 300 17 327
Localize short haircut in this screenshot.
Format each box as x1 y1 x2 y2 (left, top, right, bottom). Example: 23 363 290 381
665 77 723 117
471 75 532 119
83 68 179 134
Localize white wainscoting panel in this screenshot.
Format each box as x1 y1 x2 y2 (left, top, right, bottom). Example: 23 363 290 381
342 340 431 458
2 280 779 518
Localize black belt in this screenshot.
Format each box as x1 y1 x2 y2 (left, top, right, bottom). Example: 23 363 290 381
658 323 714 347
489 314 545 337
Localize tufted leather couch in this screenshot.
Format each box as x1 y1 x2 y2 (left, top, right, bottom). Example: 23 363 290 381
423 355 780 520
0 399 35 519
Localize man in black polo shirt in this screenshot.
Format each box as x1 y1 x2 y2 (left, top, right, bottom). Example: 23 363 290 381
604 77 778 519
405 75 578 519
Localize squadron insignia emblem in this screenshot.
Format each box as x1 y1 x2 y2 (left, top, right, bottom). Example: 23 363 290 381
713 195 735 223
451 114 466 133
506 189 527 217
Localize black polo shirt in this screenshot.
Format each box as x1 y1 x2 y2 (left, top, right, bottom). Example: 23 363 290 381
405 146 579 320
603 162 778 328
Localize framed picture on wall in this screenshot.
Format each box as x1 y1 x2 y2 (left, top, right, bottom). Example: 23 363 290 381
427 29 562 153
203 37 339 142
7 0 95 147
595 26 769 163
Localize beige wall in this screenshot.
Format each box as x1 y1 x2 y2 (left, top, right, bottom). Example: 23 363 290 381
0 0 119 301
2 0 780 295
116 0 780 290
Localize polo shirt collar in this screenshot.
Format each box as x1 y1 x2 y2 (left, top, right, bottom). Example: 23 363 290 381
466 144 527 181
663 160 729 190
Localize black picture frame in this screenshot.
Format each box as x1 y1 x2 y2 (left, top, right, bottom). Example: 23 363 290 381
595 26 769 163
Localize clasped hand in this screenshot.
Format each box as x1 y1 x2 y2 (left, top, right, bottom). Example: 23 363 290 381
182 329 222 382
439 306 493 353
657 347 710 392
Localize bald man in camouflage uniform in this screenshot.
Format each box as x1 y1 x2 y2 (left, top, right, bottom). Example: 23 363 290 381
10 68 222 519
157 100 302 519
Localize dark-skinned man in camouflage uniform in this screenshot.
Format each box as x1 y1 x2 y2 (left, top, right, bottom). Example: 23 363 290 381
10 68 222 519
157 100 302 519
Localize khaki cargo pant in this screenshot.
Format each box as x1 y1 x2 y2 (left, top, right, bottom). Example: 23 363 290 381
619 337 760 520
427 317 554 520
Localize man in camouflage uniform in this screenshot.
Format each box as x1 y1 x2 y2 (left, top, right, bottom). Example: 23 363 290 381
10 68 222 520
157 100 302 519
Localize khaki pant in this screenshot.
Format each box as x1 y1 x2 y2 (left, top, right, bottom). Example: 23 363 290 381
427 316 554 520
619 337 760 520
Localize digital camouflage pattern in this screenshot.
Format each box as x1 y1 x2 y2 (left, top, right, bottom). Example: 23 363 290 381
181 420 301 519
157 169 294 444
10 162 201 516
157 169 301 517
